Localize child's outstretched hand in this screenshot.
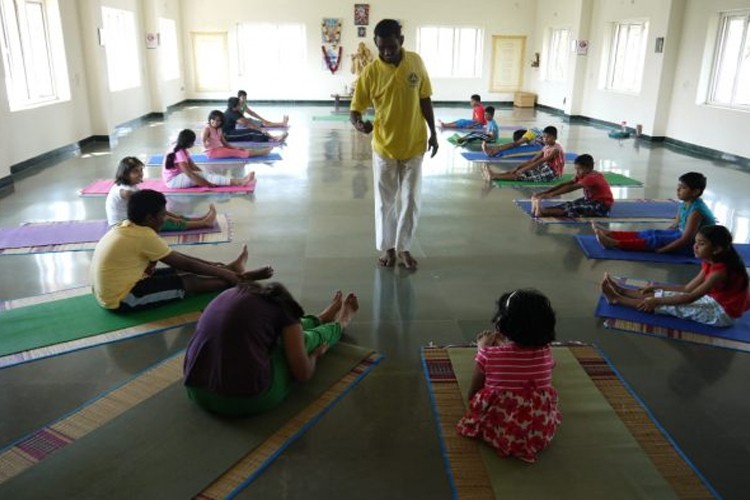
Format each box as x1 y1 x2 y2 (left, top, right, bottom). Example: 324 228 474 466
637 296 658 312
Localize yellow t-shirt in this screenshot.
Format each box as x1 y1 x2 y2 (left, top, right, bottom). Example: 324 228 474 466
90 220 172 309
351 50 432 160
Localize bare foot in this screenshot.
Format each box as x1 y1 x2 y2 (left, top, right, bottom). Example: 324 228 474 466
249 147 273 157
398 251 418 270
600 279 621 305
242 171 256 185
590 221 610 236
335 293 360 328
242 265 273 281
481 164 492 182
594 230 618 249
202 204 217 226
277 132 289 143
228 244 248 273
378 249 396 267
318 290 343 323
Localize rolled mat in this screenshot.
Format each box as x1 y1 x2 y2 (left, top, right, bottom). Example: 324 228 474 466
595 295 750 352
513 199 678 224
422 345 716 498
80 178 256 196
145 153 281 166
0 344 383 498
577 235 750 264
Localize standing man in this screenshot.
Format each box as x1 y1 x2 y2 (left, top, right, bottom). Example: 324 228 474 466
350 19 438 270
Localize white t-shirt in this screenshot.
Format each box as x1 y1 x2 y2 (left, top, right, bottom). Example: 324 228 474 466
105 183 138 226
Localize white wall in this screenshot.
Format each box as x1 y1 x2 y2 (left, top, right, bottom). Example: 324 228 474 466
665 0 750 159
179 0 538 102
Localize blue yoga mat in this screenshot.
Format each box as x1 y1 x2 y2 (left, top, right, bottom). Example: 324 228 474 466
515 199 678 219
462 150 578 163
595 296 750 343
576 235 750 264
146 153 282 166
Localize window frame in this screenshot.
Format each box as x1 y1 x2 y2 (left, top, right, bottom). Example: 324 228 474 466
604 19 649 94
416 25 483 78
101 6 142 92
707 10 750 110
545 27 571 83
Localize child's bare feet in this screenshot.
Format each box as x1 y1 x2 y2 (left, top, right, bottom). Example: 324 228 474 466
378 248 396 267
398 251 418 270
318 290 343 323
202 204 217 226
242 171 256 185
228 244 248 273
481 141 497 157
481 164 492 182
594 230 618 249
600 279 621 304
335 293 359 328
242 265 274 281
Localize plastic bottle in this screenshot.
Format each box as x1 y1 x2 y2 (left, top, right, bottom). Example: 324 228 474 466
621 121 627 132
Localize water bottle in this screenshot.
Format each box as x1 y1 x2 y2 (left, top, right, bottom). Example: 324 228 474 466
621 121 627 132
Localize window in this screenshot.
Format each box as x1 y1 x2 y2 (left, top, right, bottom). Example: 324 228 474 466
708 10 750 109
546 28 570 82
417 26 483 78
236 23 305 93
101 6 141 91
0 0 70 110
605 20 648 92
159 17 179 81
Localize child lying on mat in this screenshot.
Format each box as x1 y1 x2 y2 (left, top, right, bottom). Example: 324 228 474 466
592 172 715 254
439 94 486 129
106 156 216 230
481 126 565 183
482 126 544 157
202 110 273 160
451 106 499 145
183 283 359 416
530 154 613 218
92 189 273 312
457 289 561 463
163 129 256 189
601 225 750 326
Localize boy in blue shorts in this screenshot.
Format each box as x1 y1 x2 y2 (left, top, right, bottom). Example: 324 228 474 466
440 94 486 129
91 189 272 312
455 106 499 145
530 154 613 217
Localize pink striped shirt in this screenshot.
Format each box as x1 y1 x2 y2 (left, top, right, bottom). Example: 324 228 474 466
542 143 565 176
476 343 555 390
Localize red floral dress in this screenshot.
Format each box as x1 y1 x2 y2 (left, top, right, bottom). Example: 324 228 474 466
456 344 561 463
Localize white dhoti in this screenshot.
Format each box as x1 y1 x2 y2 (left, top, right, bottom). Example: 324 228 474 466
372 151 423 252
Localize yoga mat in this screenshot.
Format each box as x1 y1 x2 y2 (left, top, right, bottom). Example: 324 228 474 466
513 199 678 224
595 294 750 352
463 150 579 163
229 140 283 148
439 124 521 132
0 215 230 253
145 153 281 166
80 178 256 196
0 291 219 368
0 344 383 499
422 345 714 499
490 172 643 188
576 235 750 264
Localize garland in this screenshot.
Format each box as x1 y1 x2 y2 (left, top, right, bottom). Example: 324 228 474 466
322 45 343 74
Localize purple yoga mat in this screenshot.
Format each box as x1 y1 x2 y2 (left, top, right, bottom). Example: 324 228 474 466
0 220 220 250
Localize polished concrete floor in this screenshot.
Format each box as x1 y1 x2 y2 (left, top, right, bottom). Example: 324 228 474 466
1 103 749 498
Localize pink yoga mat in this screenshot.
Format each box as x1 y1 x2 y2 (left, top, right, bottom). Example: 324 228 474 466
0 219 221 249
79 178 256 196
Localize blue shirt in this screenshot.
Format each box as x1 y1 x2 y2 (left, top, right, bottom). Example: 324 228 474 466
678 198 716 231
485 119 499 139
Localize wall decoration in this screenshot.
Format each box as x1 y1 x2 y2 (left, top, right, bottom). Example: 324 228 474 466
655 37 664 53
358 26 366 38
322 45 343 74
489 35 526 92
145 32 159 49
575 39 589 56
354 4 369 26
321 18 342 45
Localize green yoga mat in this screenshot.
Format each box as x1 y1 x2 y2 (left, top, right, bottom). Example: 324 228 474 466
492 171 642 188
0 292 217 358
0 343 378 498
447 135 512 151
311 114 374 122
449 348 676 498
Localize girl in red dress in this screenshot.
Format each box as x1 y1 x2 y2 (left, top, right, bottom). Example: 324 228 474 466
457 289 561 463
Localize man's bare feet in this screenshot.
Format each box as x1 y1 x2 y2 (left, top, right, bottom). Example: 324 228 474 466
335 293 360 328
378 248 396 267
228 244 249 273
242 265 273 281
318 290 343 324
398 251 418 270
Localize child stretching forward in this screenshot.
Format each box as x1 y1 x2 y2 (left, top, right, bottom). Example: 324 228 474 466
202 110 273 159
454 106 499 145
531 154 613 218
481 126 565 183
457 289 561 463
601 225 750 326
163 129 255 189
439 94 486 129
106 156 216 229
593 172 715 254
482 127 544 157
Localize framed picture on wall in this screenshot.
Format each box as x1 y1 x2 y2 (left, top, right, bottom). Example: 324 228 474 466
358 27 366 38
354 4 369 26
489 35 526 92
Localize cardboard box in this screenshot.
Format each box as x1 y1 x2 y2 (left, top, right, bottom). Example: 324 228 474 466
514 92 536 108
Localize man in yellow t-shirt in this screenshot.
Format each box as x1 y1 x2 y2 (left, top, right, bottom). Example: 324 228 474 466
350 18 438 270
90 189 273 312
